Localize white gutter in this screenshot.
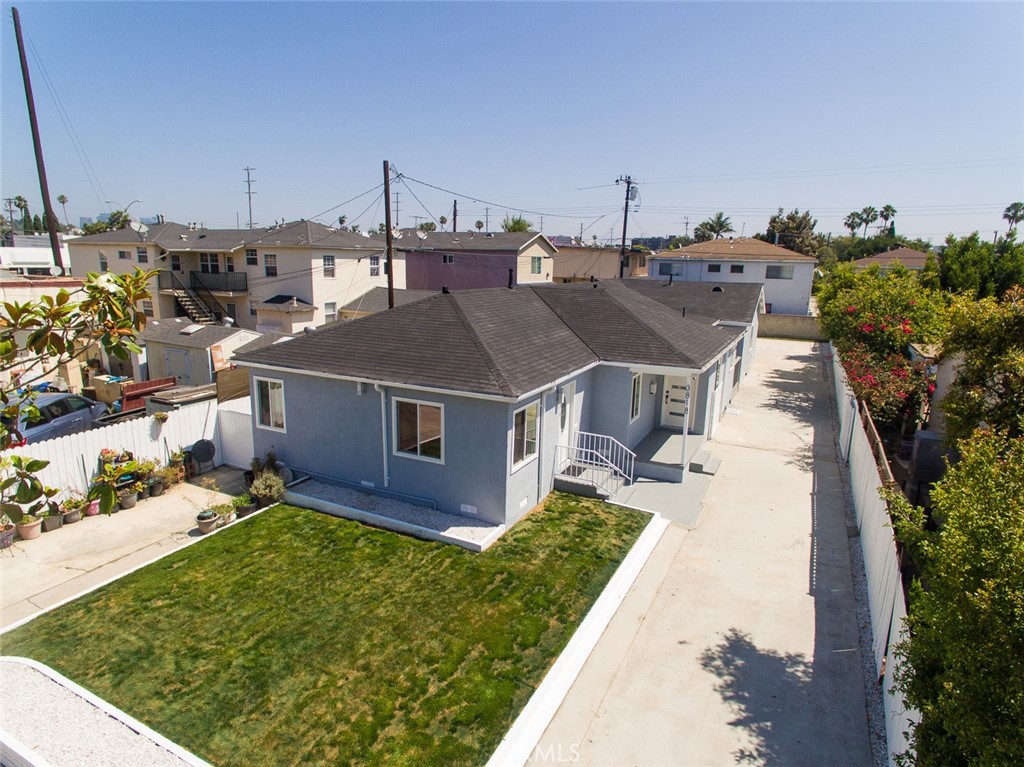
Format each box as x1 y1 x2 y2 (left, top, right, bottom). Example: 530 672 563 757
374 384 390 488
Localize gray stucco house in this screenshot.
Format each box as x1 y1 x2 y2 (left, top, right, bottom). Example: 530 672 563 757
234 280 755 529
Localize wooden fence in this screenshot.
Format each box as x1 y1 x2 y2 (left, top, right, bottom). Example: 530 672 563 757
829 345 919 767
10 400 221 499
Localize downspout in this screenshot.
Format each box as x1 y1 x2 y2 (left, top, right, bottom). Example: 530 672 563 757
374 384 390 488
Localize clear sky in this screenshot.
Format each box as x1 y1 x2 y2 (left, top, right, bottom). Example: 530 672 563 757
3 1 1022 244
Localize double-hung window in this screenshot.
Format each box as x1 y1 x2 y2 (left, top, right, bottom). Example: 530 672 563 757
324 302 337 323
264 253 278 277
369 255 380 277
511 402 539 469
118 249 131 261
442 254 454 265
322 254 335 278
142 299 154 317
98 252 108 271
136 246 149 263
395 399 443 462
630 373 642 422
255 377 286 432
245 248 258 265
225 255 235 272
531 256 542 274
199 252 219 273
170 254 181 272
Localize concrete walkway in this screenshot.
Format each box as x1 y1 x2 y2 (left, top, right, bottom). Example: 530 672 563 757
533 339 872 766
0 467 245 630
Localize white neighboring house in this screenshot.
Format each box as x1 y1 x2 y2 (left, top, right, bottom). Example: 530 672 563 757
646 237 816 315
66 220 404 332
0 233 74 275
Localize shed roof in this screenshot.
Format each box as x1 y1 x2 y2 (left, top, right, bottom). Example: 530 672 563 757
139 318 243 349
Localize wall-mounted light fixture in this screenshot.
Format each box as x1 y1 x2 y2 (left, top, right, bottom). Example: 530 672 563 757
649 381 657 395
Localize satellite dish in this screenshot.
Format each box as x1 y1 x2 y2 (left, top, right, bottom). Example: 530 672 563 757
129 221 149 234
361 230 371 238
49 265 64 277
392 229 403 239
416 231 427 240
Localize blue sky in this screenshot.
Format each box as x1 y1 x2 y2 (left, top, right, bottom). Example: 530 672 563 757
3 1 1022 243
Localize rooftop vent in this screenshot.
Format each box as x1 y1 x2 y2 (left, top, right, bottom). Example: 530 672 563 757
712 286 724 293
180 324 205 335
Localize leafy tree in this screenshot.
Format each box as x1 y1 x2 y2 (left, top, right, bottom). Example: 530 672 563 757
32 214 43 233
887 429 1024 767
1003 201 1024 235
860 206 879 237
417 221 437 232
939 233 996 299
879 204 897 234
57 195 69 229
668 234 694 249
81 210 131 235
754 207 823 257
475 220 484 233
501 215 531 233
1 269 154 511
940 286 1024 442
920 252 941 291
844 212 862 237
697 211 734 240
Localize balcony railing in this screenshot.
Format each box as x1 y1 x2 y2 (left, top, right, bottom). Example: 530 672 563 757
189 271 247 292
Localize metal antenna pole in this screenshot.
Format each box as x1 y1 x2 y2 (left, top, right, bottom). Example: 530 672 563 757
244 167 256 229
384 160 395 310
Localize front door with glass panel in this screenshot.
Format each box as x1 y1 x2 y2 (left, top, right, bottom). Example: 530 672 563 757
661 376 690 431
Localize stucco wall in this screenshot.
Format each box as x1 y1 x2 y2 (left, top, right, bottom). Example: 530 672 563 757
405 251 518 291
757 313 826 340
587 366 660 451
648 257 813 315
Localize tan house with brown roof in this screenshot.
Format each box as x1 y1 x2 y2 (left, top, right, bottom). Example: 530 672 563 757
854 247 931 271
550 246 648 283
647 237 816 315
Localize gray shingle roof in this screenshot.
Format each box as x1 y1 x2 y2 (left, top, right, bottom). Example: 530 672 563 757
237 281 737 398
139 318 243 349
657 237 815 262
233 331 295 356
618 279 764 324
339 287 438 314
70 220 381 252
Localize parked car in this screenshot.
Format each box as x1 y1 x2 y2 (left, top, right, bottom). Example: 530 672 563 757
3 393 109 446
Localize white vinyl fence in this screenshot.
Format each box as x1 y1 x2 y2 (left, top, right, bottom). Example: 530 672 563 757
217 397 254 469
830 345 920 767
9 401 222 499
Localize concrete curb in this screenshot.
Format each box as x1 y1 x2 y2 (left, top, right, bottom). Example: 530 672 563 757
0 504 277 636
0 657 211 766
486 511 671 767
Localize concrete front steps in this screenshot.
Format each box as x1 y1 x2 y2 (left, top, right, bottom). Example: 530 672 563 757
689 449 721 476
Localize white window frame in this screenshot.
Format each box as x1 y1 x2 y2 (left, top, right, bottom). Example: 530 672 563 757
170 254 181 272
118 249 131 261
369 255 380 277
254 377 286 433
141 299 154 317
225 255 235 273
629 373 643 422
530 255 542 274
264 253 278 277
511 401 539 472
765 264 794 280
98 253 108 271
136 246 149 263
199 252 219 274
393 397 444 464
322 254 335 278
245 248 258 265
324 301 337 323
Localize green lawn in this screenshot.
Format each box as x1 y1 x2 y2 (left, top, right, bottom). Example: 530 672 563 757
1 493 649 766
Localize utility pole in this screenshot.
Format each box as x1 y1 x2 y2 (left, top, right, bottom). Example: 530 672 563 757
485 207 490 233
243 166 256 229
391 190 400 229
616 174 635 278
383 160 395 309
13 7 63 270
452 199 457 232
684 217 690 238
3 198 15 230
539 215 544 233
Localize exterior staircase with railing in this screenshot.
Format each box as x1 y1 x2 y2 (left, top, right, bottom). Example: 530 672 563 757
553 431 635 500
157 271 218 324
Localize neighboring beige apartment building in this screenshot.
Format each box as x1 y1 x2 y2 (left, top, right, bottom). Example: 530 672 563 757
67 220 404 332
550 245 648 283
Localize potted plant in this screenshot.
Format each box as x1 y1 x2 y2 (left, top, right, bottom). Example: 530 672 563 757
61 494 86 525
195 508 219 535
40 504 64 532
232 492 257 518
169 449 186 483
118 480 145 509
249 470 285 508
215 502 236 527
2 456 59 540
89 459 137 514
148 473 165 497
156 466 179 488
153 410 169 424
245 451 280 489
0 514 16 549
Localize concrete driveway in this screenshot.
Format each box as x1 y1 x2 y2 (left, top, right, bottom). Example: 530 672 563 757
533 339 872 766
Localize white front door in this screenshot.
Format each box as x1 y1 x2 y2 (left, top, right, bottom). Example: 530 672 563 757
661 376 691 430
558 382 575 446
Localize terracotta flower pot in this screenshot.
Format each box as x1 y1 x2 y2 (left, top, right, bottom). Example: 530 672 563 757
15 517 42 540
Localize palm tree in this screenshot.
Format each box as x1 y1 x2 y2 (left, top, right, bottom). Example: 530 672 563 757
700 211 735 239
1003 202 1024 234
501 215 532 233
475 220 484 233
843 212 862 237
879 204 896 235
13 195 30 234
860 206 879 238
438 215 448 231
57 195 70 230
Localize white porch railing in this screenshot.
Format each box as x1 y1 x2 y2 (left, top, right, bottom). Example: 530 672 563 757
575 431 635 484
554 446 623 498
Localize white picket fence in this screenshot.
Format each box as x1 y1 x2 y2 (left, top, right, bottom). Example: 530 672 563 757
9 401 222 499
829 345 920 767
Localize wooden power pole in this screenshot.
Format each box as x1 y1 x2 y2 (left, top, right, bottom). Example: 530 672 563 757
617 175 635 278
12 7 64 271
383 160 395 309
